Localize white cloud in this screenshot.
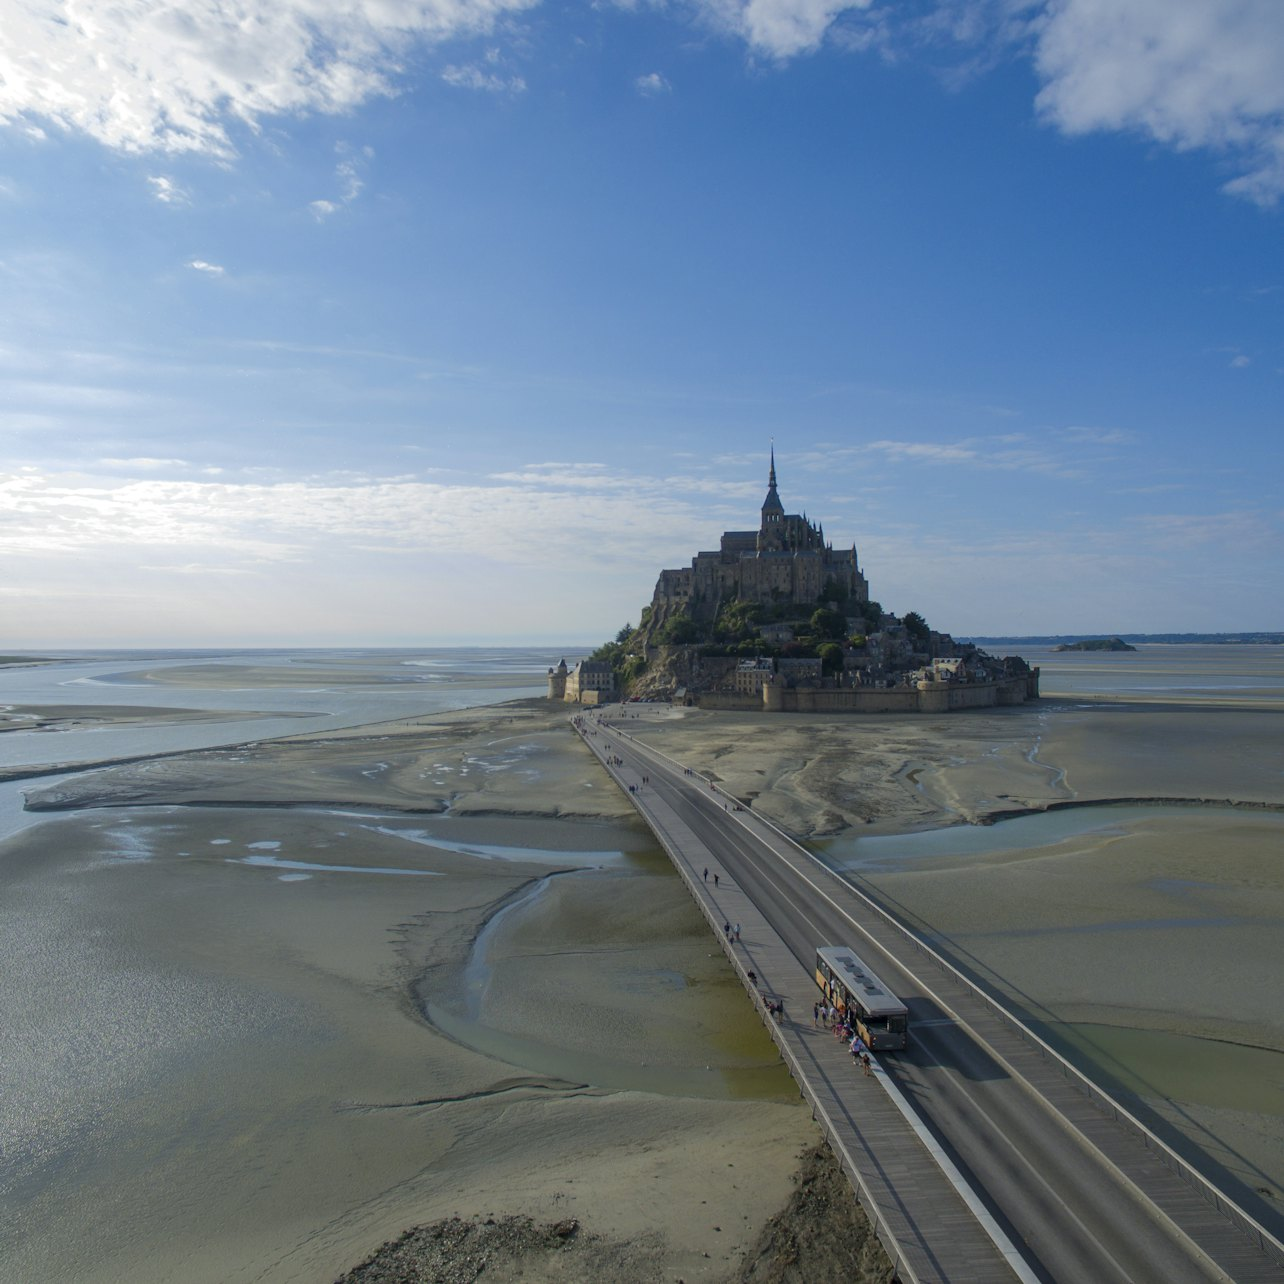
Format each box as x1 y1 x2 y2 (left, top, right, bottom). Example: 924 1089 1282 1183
308 145 372 217
635 72 672 95
867 439 978 465
441 63 527 92
98 457 190 471
0 467 718 571
1230 353 1252 368
1030 0 1284 203
147 175 188 205
187 259 225 275
861 433 1095 479
138 562 257 576
694 0 877 57
0 0 538 157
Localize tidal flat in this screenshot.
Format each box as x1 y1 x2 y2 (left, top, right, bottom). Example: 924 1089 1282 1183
0 692 814 1284
4 645 1282 1279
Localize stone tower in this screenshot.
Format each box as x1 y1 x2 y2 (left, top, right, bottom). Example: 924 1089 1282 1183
547 657 568 700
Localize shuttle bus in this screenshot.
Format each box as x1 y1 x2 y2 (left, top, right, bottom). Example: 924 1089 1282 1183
814 945 909 1051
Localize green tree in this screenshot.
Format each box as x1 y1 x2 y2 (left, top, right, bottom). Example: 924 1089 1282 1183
903 613 934 652
615 623 634 644
903 611 931 646
818 642 845 676
810 607 847 640
715 599 762 643
658 614 700 645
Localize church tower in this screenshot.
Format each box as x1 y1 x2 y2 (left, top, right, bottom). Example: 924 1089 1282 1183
759 445 786 553
761 445 784 528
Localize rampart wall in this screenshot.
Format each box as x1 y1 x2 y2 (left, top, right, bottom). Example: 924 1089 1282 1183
738 672 1038 715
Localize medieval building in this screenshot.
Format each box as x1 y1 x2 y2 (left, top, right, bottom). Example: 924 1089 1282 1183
651 450 868 621
547 657 615 704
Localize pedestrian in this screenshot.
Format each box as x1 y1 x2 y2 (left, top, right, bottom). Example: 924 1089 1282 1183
861 1053 873 1077
734 923 740 942
723 922 731 940
813 1003 820 1027
713 873 719 887
702 867 708 882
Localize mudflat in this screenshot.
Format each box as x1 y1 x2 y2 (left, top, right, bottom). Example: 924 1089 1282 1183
6 673 1281 1280
2 698 839 1284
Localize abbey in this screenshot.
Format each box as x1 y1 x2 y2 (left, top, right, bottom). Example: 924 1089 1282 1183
652 450 868 620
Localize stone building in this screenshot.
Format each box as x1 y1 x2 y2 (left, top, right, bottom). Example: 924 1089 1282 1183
651 450 868 622
732 658 776 695
547 658 615 704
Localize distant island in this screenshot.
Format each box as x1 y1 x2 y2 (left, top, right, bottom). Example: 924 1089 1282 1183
550 452 1038 713
1053 638 1137 653
966 632 1284 647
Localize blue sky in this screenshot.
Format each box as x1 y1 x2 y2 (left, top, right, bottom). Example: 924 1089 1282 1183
1 0 1281 646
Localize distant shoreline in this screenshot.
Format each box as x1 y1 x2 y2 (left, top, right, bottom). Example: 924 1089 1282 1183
967 633 1284 647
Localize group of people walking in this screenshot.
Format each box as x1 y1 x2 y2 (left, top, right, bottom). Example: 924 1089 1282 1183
814 1002 875 1076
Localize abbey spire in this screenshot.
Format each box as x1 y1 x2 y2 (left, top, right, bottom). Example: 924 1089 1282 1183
761 444 784 523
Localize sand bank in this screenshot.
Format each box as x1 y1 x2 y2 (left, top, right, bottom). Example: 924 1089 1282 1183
136 661 543 691
0 702 293 736
20 699 636 823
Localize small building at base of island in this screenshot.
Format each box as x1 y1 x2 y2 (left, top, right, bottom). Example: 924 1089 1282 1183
547 657 615 704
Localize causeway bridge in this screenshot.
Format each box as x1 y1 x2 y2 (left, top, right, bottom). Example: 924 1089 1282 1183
578 711 1284 1284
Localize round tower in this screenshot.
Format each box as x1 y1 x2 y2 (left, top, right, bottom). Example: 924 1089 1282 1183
547 657 568 700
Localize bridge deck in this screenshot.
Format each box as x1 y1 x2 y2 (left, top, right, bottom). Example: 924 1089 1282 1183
580 719 1025 1284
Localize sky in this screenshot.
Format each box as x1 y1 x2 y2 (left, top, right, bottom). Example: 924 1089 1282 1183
1 0 1282 647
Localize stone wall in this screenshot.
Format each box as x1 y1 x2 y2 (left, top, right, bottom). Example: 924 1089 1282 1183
761 672 1038 715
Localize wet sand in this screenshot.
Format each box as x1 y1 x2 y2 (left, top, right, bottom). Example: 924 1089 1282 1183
7 677 1281 1277
19 698 637 822
1 700 817 1284
0 703 290 735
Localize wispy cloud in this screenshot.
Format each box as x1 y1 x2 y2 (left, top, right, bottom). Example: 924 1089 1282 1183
309 143 373 216
147 175 188 205
1137 508 1281 550
700 0 878 58
635 72 671 95
98 457 190 471
187 259 225 275
0 0 538 157
0 467 721 570
138 562 257 576
441 64 527 93
867 439 978 465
